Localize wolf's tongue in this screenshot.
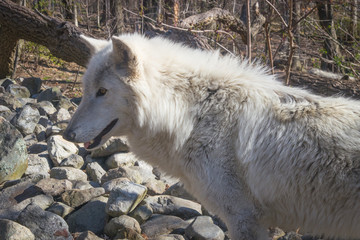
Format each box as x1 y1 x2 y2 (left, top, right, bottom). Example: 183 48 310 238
84 142 91 149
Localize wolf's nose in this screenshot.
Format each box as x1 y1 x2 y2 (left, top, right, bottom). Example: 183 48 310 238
64 130 76 142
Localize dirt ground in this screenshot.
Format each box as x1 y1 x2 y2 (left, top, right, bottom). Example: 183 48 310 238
12 55 360 102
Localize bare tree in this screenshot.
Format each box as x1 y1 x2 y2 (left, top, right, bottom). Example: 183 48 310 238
317 0 342 72
246 0 251 60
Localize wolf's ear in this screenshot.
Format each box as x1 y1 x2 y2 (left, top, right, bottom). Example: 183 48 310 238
80 35 109 55
111 36 138 76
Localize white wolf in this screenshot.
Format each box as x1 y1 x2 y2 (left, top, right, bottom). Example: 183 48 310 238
64 34 360 240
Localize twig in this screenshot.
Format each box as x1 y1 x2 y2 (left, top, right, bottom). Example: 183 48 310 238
71 65 81 91
264 0 288 28
293 5 317 28
19 63 35 78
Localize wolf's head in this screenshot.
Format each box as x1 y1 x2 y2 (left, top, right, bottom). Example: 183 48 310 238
63 35 139 150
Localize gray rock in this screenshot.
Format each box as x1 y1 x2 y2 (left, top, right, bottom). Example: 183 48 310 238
37 87 62 103
129 203 153 224
25 153 52 177
73 180 101 190
18 97 36 106
6 84 31 98
144 178 166 195
91 137 129 158
155 235 186 240
36 101 57 116
135 160 157 183
21 77 42 96
0 92 22 110
27 142 48 154
102 177 131 194
164 182 195 201
17 204 72 240
12 104 41 135
34 124 47 141
0 116 28 184
60 154 84 168
185 216 225 240
141 214 190 238
2 174 45 189
48 135 78 166
66 196 108 235
0 219 35 240
61 187 105 208
36 178 73 196
0 104 13 121
101 166 142 185
51 108 71 130
47 202 75 218
113 228 145 240
0 78 15 89
0 178 34 211
23 133 38 146
106 179 147 217
56 96 76 111
104 215 141 238
46 125 63 137
0 193 53 221
105 152 137 169
50 167 87 181
73 231 104 240
38 115 52 128
145 195 202 220
86 162 106 183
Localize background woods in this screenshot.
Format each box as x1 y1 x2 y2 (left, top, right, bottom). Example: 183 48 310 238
0 0 359 96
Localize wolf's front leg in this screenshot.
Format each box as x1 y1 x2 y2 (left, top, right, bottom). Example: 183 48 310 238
186 168 268 240
223 207 268 240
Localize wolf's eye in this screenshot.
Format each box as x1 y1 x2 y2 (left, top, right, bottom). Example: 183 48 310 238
96 88 107 97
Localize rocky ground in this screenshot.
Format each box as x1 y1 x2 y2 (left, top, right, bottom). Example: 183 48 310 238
0 76 324 240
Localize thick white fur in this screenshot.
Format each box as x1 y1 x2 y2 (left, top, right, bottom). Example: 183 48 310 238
66 34 360 240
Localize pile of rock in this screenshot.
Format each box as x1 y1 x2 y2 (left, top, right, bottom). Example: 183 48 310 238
0 77 315 240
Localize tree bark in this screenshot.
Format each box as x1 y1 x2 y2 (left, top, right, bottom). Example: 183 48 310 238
292 0 301 71
317 0 342 72
110 0 125 35
0 0 92 77
351 0 358 38
0 26 18 78
246 0 251 60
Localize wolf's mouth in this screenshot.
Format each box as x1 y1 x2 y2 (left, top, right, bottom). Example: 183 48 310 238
84 118 118 149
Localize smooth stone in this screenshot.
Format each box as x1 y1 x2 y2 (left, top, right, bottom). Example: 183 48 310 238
17 204 72 240
66 196 108 235
50 167 87 181
0 219 35 240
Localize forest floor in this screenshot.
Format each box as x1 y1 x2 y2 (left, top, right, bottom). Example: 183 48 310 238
12 53 360 101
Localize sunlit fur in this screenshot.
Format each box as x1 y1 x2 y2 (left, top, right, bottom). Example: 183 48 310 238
66 34 360 240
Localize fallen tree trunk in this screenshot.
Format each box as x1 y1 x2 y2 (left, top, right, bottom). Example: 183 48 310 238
0 0 91 78
179 7 265 45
